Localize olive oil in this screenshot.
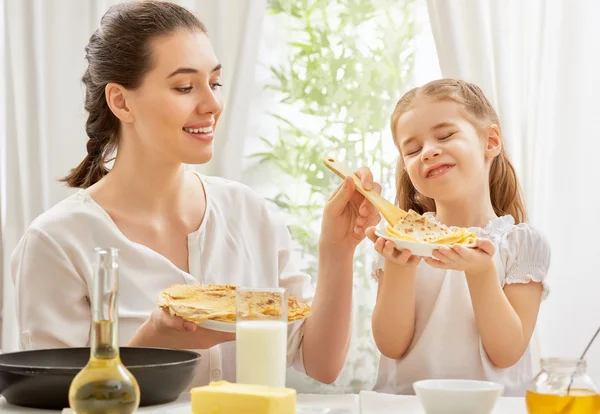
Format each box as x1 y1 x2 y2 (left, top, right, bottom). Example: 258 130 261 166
68 248 140 414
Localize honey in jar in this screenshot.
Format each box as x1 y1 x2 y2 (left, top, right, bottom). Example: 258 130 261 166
526 358 599 414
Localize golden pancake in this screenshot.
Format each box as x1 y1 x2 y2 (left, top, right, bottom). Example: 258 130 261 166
385 209 476 245
157 284 312 324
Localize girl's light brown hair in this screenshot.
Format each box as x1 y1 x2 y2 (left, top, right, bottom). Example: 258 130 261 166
390 78 527 223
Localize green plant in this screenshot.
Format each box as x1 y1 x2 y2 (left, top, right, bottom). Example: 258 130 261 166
249 0 418 392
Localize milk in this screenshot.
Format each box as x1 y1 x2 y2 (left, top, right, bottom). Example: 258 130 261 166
236 320 287 387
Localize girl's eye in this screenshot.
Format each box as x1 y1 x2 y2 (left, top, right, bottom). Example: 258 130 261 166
210 82 223 91
176 86 193 93
405 147 421 156
439 132 454 141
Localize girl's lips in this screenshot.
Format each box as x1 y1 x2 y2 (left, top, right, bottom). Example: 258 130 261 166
425 164 454 178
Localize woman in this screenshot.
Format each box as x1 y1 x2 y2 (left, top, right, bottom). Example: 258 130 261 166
11 1 381 386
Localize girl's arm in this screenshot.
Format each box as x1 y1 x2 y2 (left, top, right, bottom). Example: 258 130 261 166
372 260 419 359
465 266 543 368
367 227 421 359
425 226 550 369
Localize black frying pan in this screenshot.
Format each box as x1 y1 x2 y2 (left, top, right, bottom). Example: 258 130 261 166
0 347 200 409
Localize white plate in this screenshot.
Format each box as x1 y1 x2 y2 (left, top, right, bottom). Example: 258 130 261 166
198 319 302 333
374 230 476 258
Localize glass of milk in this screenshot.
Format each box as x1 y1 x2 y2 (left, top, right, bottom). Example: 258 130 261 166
236 287 288 388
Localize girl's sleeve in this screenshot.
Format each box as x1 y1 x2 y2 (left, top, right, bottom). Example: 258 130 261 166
500 223 551 300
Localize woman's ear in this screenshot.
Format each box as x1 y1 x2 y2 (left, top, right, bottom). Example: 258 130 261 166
485 124 502 159
105 83 134 123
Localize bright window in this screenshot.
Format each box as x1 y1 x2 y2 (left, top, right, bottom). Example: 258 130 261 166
242 0 441 392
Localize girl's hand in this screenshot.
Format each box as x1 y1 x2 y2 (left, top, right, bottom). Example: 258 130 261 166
366 226 422 267
424 238 495 274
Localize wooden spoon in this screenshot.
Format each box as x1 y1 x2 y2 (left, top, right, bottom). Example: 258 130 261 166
323 157 406 226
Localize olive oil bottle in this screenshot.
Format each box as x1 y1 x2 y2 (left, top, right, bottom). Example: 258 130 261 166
68 247 140 414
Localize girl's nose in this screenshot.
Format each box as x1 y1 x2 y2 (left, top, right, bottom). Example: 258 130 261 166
421 144 441 162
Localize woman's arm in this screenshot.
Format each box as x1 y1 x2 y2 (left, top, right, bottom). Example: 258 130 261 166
127 309 235 349
13 227 234 351
300 242 354 384
299 170 381 384
11 227 91 349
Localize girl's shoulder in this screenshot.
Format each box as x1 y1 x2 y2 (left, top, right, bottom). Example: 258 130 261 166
422 212 550 253
424 213 552 298
472 215 551 262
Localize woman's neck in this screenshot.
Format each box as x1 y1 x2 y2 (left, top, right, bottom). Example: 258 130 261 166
88 137 201 218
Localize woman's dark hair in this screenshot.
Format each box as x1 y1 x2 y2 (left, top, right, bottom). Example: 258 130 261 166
61 0 207 188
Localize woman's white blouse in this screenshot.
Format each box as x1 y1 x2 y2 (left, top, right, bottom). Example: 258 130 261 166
11 174 314 386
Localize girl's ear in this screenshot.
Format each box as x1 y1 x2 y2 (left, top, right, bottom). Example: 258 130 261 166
485 124 502 159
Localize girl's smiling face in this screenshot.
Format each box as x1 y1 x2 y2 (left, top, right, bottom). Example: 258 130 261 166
395 98 500 203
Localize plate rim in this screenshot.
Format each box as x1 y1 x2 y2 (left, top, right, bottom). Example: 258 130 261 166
198 318 304 333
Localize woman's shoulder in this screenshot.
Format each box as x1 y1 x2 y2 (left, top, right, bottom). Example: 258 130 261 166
202 175 273 216
21 190 110 244
201 174 287 237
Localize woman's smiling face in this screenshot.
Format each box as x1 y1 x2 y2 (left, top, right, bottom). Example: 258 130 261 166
123 29 224 165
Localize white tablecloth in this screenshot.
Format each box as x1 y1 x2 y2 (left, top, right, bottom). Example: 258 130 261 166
0 391 528 413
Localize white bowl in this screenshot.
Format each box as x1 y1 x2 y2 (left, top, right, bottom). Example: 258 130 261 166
413 379 504 414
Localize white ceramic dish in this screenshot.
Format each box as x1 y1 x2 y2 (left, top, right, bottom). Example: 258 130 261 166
199 319 301 333
374 230 476 258
413 379 504 414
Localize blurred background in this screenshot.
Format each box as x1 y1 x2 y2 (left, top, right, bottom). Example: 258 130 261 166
1 0 599 393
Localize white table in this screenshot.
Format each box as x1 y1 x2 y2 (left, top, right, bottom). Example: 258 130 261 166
0 392 528 413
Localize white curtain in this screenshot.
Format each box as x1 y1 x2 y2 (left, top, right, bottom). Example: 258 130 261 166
0 0 266 352
426 0 600 381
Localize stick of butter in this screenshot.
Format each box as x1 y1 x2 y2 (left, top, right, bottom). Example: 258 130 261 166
191 381 296 414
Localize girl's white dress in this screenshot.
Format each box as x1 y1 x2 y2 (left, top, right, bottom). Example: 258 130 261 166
371 213 551 396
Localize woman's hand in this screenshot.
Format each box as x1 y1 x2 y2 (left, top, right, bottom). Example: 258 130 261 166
320 168 382 251
127 308 235 349
365 226 422 267
424 238 495 274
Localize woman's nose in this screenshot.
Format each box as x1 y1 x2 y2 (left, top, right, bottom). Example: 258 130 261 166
196 87 222 115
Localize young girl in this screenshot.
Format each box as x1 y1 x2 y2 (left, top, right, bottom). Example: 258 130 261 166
366 79 551 396
11 1 381 386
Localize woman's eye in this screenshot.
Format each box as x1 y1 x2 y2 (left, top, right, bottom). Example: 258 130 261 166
210 82 223 91
176 86 193 93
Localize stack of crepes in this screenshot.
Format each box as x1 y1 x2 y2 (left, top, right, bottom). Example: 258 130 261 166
157 284 312 324
385 209 476 245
